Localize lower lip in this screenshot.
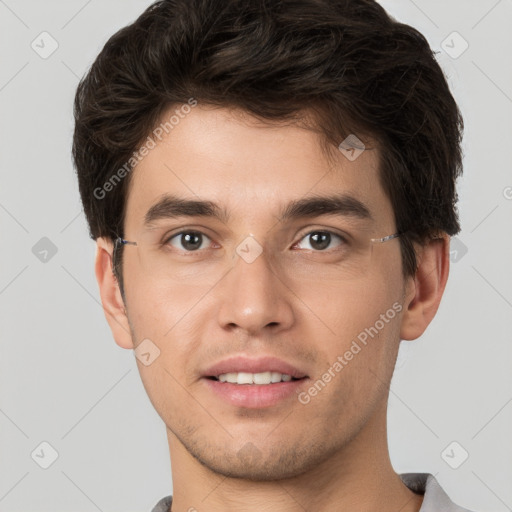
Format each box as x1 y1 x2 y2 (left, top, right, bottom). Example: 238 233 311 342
202 378 308 408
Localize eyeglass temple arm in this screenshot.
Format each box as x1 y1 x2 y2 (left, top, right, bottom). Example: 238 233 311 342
370 232 400 243
115 237 137 246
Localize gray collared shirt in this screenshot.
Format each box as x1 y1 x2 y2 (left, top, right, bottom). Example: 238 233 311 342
151 472 476 511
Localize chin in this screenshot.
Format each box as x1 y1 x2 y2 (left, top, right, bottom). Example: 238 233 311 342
188 439 332 482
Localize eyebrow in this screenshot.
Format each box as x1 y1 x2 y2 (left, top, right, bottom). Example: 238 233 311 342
145 195 230 225
278 194 373 222
144 193 373 226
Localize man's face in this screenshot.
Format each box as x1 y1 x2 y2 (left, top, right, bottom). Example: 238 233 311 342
120 105 407 480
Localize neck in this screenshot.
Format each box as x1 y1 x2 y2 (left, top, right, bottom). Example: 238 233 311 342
166 400 423 512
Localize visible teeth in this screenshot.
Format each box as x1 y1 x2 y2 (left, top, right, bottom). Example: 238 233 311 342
216 371 295 384
254 371 272 384
271 371 282 383
237 372 253 384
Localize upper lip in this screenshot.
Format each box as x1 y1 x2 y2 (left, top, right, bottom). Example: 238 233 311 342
202 356 309 379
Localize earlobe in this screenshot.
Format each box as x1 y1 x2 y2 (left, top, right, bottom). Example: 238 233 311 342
95 237 133 349
399 233 450 341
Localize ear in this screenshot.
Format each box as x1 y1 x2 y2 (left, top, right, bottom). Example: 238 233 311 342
95 237 133 349
400 233 450 341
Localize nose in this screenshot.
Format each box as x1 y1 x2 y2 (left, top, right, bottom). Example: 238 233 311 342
216 245 295 336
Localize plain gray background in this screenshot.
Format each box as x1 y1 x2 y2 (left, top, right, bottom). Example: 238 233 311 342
1 0 511 511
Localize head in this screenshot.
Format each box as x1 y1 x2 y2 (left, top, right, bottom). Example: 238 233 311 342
73 0 463 481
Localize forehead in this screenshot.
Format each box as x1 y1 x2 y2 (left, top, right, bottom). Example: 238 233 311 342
124 105 394 230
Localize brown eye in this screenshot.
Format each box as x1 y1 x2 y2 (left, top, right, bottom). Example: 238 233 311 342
295 231 345 251
167 231 210 251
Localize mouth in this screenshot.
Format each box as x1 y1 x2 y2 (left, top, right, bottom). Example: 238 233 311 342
201 356 310 408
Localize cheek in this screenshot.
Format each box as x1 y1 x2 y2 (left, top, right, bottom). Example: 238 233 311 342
123 260 207 339
296 274 402 379
295 274 396 334
123 269 209 385
123 276 205 419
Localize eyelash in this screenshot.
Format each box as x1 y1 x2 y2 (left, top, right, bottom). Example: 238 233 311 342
162 229 348 253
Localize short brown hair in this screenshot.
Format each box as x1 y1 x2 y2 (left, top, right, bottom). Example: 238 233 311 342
72 0 464 280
